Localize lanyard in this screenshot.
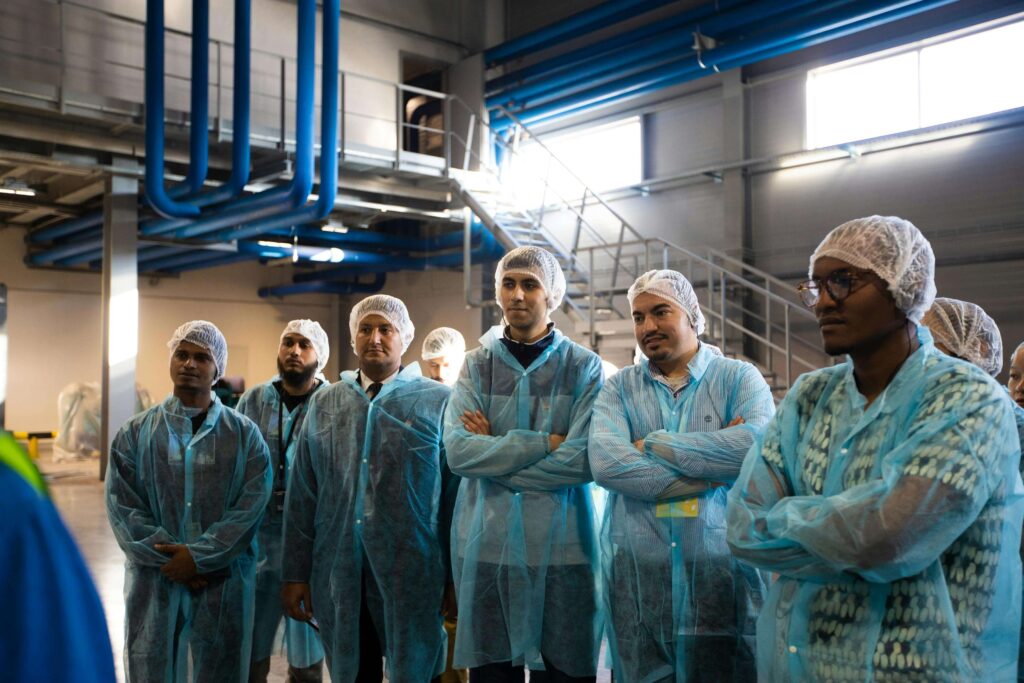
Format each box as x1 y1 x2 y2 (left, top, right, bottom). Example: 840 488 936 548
274 381 317 491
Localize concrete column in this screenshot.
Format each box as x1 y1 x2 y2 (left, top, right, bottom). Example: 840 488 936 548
99 167 138 481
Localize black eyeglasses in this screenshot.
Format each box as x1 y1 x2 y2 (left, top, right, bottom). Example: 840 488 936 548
796 270 873 308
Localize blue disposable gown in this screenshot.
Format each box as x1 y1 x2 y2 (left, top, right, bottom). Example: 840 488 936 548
443 327 604 676
727 327 1024 682
236 379 328 668
106 395 272 683
590 345 775 682
0 452 116 683
282 364 454 682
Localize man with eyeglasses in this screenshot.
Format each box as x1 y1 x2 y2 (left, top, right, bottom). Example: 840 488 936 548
727 216 1024 681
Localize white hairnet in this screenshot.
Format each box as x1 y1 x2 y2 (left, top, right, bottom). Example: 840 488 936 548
810 215 936 323
421 327 466 361
495 246 567 313
922 298 1003 376
167 320 228 382
1015 341 1024 362
348 294 415 355
281 319 330 373
627 269 706 335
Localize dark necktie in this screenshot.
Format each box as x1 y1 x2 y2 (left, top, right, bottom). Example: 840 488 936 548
366 382 383 401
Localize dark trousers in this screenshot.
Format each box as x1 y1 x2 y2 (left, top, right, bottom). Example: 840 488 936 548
469 655 596 683
356 569 443 683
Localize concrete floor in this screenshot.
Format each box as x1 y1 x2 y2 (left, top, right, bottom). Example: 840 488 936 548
43 446 611 683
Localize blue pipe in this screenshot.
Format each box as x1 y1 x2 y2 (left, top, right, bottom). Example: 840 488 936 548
152 0 331 243
289 225 503 283
259 273 387 298
264 225 480 252
184 0 210 195
491 0 959 131
145 0 202 217
31 0 252 246
485 0 751 97
34 0 315 266
174 0 339 245
484 0 682 67
158 0 320 239
172 251 258 272
486 0 825 109
143 247 243 272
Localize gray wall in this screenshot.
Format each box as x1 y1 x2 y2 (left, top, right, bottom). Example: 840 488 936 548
500 1 1024 378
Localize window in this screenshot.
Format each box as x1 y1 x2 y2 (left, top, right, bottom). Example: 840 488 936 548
806 18 1024 149
506 117 642 207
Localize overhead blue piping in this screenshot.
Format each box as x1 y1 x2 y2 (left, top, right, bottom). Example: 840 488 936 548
484 0 683 67
486 0 825 109
150 0 332 243
259 273 387 298
30 0 252 246
491 0 960 131
145 0 204 217
31 0 314 266
485 0 750 97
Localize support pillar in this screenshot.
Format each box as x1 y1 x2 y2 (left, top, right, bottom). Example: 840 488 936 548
100 165 139 480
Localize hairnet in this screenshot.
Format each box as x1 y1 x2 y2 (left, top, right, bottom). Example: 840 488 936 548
348 294 415 354
810 215 935 322
281 319 330 373
495 246 567 313
167 320 228 382
1015 341 1024 362
627 269 706 335
922 297 1003 376
421 327 466 361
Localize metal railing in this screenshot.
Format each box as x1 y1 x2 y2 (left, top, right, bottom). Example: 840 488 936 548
0 0 831 392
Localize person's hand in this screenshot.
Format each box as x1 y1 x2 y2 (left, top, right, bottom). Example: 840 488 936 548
461 410 491 436
155 544 198 583
548 434 566 452
441 581 459 619
728 416 745 427
186 577 209 592
282 582 314 622
633 438 645 453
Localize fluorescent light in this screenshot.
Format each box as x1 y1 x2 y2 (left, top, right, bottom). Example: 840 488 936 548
257 240 292 249
321 223 349 234
309 247 345 263
0 187 36 197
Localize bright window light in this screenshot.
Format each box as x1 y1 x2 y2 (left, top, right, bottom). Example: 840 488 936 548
507 117 642 207
919 21 1024 126
806 18 1024 149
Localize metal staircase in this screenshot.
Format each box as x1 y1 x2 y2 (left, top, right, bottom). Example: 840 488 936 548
0 0 830 395
447 103 831 394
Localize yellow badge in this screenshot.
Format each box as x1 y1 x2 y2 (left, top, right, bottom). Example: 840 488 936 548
655 499 699 518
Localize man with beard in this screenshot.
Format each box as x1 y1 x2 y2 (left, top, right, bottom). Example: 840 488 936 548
727 217 1024 681
106 320 272 682
444 246 604 682
237 320 330 682
589 269 774 682
282 295 455 681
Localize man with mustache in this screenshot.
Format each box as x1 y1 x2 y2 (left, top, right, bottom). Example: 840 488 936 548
282 295 456 682
444 246 605 682
589 269 774 682
237 320 330 682
727 216 1024 681
106 320 272 682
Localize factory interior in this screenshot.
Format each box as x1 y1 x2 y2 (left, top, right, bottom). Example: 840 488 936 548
1 0 1023 681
